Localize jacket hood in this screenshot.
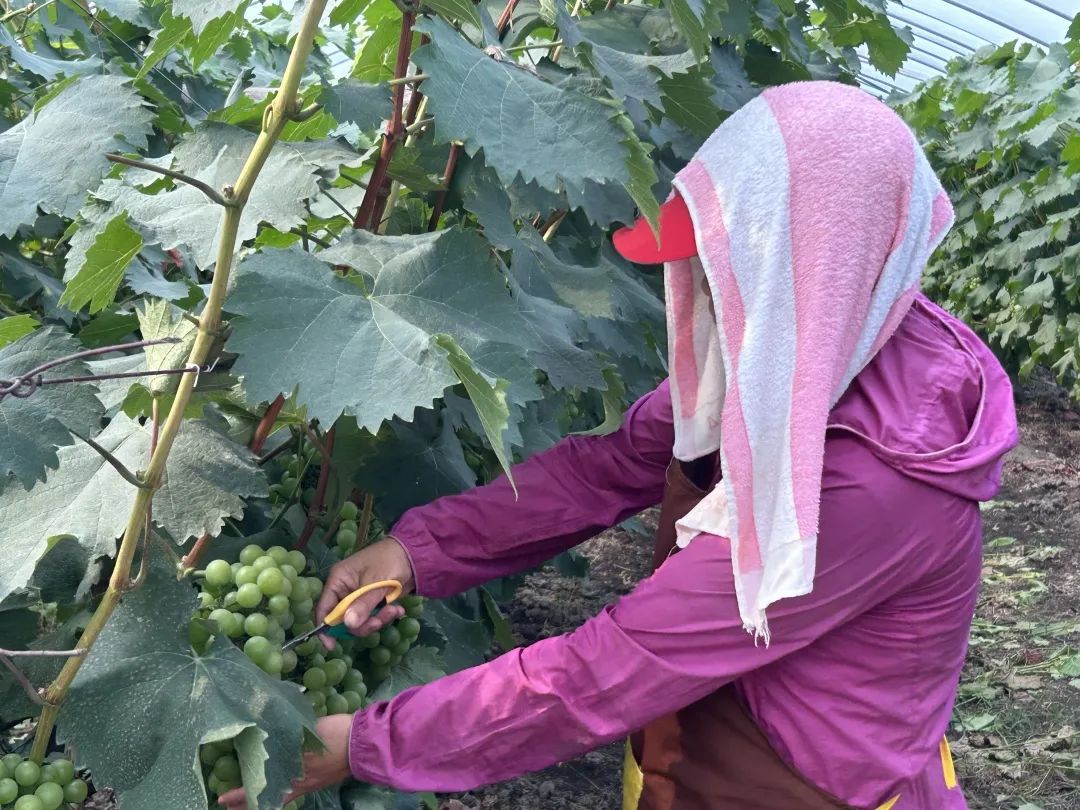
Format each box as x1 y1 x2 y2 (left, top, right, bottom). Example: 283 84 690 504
831 294 1020 502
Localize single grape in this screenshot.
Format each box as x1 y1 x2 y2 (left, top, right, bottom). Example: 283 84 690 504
14 760 40 787
49 759 74 787
391 638 411 657
236 583 262 609
268 483 286 500
405 601 424 619
342 668 365 692
287 457 303 477
295 638 319 657
234 565 258 586
13 795 44 810
337 519 358 535
290 598 314 618
280 474 298 492
206 773 225 795
198 591 215 609
325 645 345 660
0 778 18 805
313 704 328 718
213 756 240 783
279 564 299 582
227 612 246 639
267 594 291 617
307 691 325 710
223 590 238 608
323 658 348 687
1 754 21 774
335 528 357 548
36 783 65 810
267 546 290 566
38 764 59 785
239 544 263 566
243 613 270 637
302 487 317 507
359 631 381 649
399 617 421 639
293 620 316 637
389 652 403 665
380 626 401 648
326 692 349 715
306 577 323 598
288 579 308 605
339 501 359 521
252 555 277 573
303 667 327 690
287 550 307 571
369 647 391 666
268 625 287 646
199 745 220 767
204 559 233 588
64 779 89 803
277 612 295 631
263 650 284 675
343 690 364 712
257 568 285 597
281 649 298 674
243 636 273 666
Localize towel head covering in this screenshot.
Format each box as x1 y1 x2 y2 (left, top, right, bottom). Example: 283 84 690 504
615 81 955 642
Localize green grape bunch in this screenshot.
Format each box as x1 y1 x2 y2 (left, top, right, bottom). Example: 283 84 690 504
198 739 301 810
0 753 88 810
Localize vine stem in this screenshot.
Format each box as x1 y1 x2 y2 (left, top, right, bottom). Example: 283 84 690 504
352 9 415 230
29 0 330 763
0 655 43 706
250 394 287 455
295 427 336 550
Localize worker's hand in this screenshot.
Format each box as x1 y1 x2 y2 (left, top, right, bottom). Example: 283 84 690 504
316 536 415 648
217 714 352 809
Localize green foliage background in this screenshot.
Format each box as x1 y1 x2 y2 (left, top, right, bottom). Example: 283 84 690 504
897 20 1080 400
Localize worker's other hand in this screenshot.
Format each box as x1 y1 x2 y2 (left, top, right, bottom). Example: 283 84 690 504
217 714 352 809
316 536 415 648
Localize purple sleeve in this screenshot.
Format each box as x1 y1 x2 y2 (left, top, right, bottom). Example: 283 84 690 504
347 437 934 791
390 381 675 598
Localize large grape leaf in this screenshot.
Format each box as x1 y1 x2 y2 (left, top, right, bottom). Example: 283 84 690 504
0 415 267 601
557 5 699 107
228 232 599 430
59 215 144 314
370 645 448 701
0 328 104 491
320 79 393 133
0 75 153 237
172 0 246 36
61 556 316 810
412 17 656 219
86 123 320 267
0 28 102 81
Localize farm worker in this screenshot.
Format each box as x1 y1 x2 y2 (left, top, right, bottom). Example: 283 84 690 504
222 81 1020 809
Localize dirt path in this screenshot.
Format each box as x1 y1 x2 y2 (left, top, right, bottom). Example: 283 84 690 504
456 388 1080 810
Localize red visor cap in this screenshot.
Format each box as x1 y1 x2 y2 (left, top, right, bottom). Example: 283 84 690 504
612 191 697 264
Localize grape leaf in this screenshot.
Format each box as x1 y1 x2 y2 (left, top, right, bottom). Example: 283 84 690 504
421 599 491 671
0 611 85 724
666 0 710 58
0 75 153 237
92 123 321 268
0 414 266 601
370 645 447 701
77 312 139 349
0 328 104 492
423 0 482 29
0 314 39 347
0 28 102 81
61 556 316 810
412 17 650 217
435 335 515 490
172 0 246 36
557 5 698 107
228 233 597 430
320 79 393 133
137 299 198 395
59 215 143 314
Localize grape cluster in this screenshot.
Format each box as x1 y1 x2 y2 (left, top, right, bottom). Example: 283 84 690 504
267 447 318 511
0 754 87 810
191 544 322 678
198 739 299 810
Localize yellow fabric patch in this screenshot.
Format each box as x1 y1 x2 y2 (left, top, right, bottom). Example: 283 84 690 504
940 736 958 790
874 796 901 810
622 739 643 810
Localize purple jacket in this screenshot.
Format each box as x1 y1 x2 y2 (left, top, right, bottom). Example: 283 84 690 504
348 296 1019 809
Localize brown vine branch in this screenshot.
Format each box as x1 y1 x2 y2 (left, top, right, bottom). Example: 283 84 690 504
30 0 331 762
291 102 323 122
257 440 292 466
70 430 147 489
387 73 427 86
0 648 87 658
106 154 234 207
352 10 416 230
296 427 336 549
250 394 287 455
357 491 375 547
495 0 520 36
0 655 43 707
427 143 462 231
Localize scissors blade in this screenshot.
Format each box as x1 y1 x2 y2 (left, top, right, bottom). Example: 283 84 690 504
282 621 327 651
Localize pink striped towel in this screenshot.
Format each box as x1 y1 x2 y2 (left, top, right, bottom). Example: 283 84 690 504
666 81 955 642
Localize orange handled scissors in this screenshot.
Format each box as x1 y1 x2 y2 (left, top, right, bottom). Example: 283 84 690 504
282 579 403 651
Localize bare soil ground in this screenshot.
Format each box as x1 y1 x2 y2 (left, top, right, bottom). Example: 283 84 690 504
452 384 1080 810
